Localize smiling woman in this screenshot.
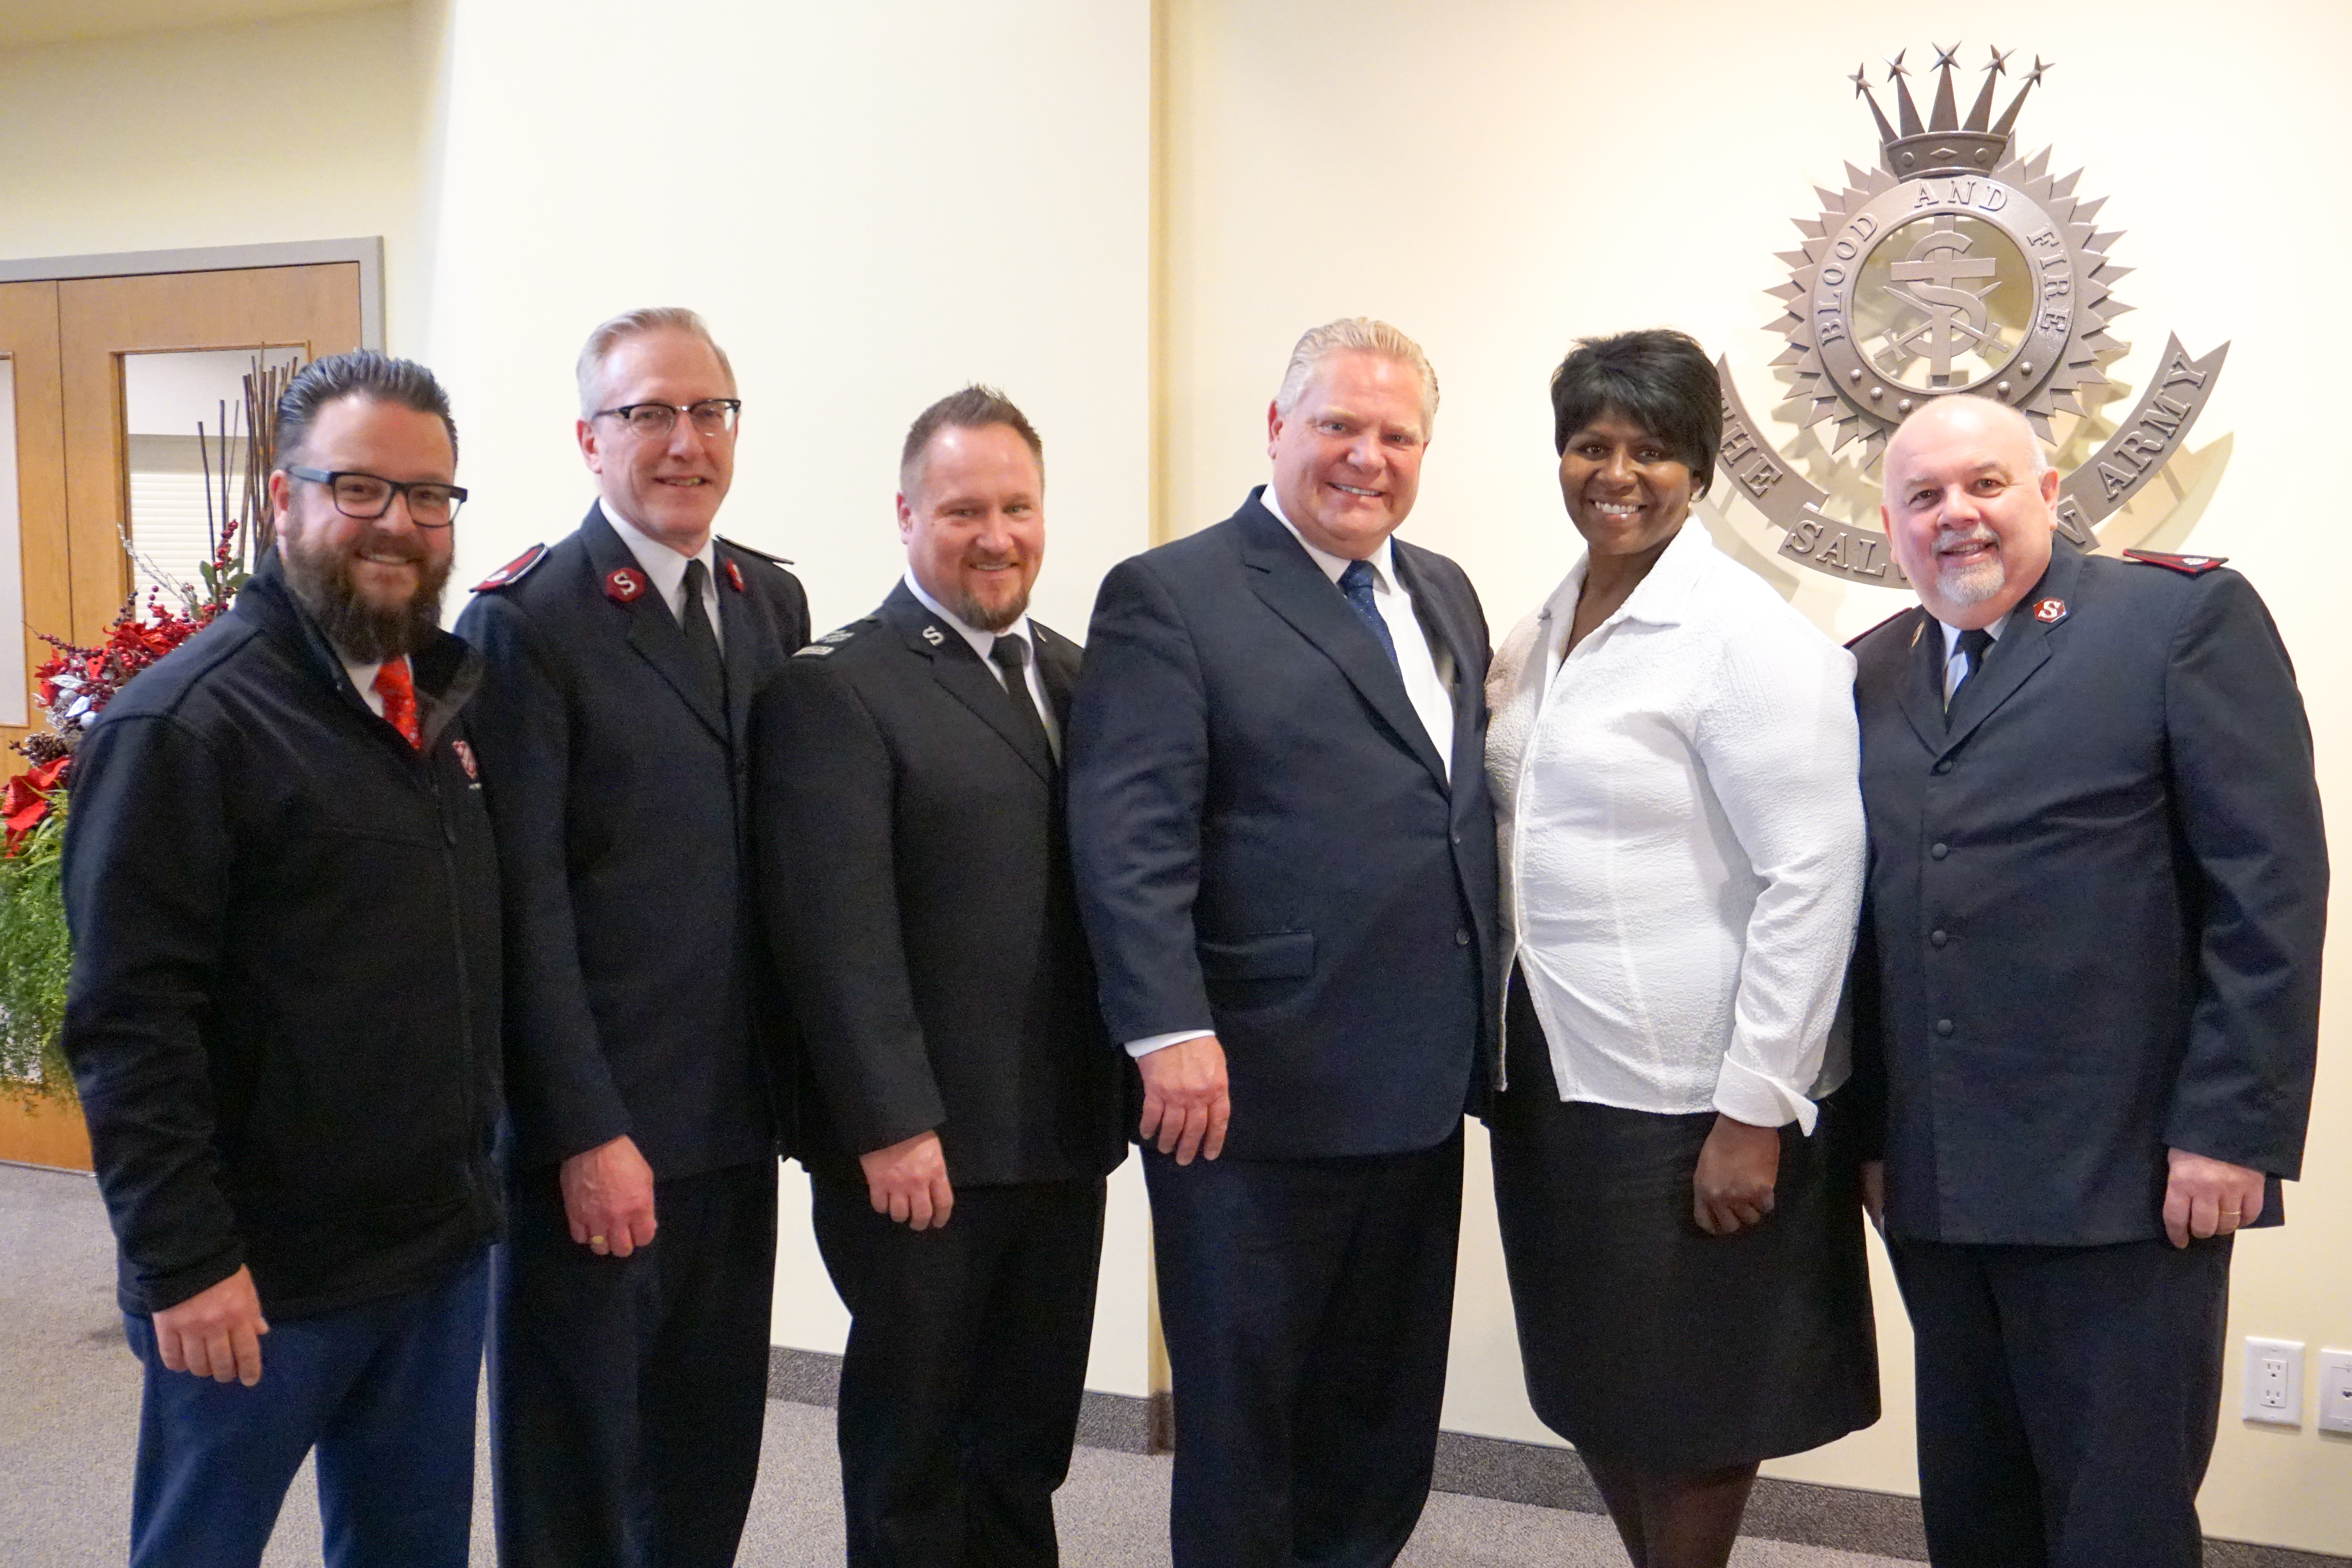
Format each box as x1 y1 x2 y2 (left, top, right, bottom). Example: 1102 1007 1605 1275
1482 329 1878 1568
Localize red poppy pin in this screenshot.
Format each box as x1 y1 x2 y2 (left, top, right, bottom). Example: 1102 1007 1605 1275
724 558 746 593
605 568 646 604
452 739 478 780
2033 597 2067 624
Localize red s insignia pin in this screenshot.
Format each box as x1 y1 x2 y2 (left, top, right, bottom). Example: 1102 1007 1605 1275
2033 597 2067 624
452 739 478 780
604 568 646 604
724 558 745 593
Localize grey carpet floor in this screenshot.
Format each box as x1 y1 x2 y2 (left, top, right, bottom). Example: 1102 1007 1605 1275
2 1161 1912 1568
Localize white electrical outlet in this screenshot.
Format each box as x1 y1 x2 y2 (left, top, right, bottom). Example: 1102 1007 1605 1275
2243 1337 2303 1426
2317 1350 2352 1436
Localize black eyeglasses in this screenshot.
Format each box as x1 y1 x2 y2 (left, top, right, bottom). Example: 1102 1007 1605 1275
286 467 467 528
592 399 743 439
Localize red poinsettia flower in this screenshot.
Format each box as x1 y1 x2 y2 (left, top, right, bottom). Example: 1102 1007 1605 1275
4 755 70 856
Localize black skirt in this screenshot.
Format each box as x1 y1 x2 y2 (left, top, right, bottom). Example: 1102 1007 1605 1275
1488 973 1879 1471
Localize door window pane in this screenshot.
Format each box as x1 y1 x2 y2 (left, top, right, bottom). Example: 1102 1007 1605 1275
122 347 301 609
0 357 26 728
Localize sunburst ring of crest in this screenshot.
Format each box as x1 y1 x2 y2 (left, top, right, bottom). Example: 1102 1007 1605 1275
1770 150 2129 467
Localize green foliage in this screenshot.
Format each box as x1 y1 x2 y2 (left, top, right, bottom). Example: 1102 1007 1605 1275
0 802 73 1104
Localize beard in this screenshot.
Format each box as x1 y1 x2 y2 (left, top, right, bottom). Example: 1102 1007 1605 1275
280 521 451 662
950 565 1032 632
1931 528 2007 607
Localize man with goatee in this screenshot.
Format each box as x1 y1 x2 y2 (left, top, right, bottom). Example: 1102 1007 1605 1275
755 386 1124 1566
63 351 502 1568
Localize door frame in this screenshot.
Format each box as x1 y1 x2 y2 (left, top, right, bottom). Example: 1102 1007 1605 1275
0 238 385 351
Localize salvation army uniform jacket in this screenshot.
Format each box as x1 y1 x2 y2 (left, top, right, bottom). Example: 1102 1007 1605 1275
752 582 1126 1187
1846 541 2326 1246
456 504 810 1178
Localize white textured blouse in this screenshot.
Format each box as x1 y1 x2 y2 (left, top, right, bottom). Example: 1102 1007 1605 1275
1486 520 1864 1132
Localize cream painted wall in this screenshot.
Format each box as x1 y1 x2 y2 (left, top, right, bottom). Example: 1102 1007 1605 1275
1166 0 2352 1553
0 4 433 347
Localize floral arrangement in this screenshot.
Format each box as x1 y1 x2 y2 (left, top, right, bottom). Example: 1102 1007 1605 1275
0 358 293 1100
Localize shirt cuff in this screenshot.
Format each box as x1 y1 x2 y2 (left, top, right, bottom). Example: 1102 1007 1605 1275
1713 1055 1817 1135
1125 1030 1214 1060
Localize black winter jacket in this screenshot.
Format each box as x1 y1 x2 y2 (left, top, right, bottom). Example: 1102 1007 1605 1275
61 553 504 1318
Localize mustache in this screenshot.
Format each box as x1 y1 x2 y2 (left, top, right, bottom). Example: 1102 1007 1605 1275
1932 526 1997 554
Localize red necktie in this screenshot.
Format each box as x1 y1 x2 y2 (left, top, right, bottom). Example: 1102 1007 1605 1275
374 657 422 749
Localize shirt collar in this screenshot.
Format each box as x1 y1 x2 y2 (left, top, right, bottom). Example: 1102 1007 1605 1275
1259 483 1399 590
1535 515 1713 639
902 570 1034 663
603 502 716 598
1937 610 2013 657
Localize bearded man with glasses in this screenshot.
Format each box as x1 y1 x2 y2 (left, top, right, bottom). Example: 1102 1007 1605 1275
456 307 810 1568
63 351 502 1568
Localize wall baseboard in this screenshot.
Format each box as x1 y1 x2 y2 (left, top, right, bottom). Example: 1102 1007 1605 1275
766 1348 2345 1566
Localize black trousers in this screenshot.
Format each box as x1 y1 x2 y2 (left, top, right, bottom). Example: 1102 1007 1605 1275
490 1160 778 1568
811 1174 1107 1568
1887 1233 2233 1568
1145 1130 1463 1568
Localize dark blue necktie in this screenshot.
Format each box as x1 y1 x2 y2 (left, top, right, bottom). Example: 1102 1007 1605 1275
1338 559 1399 670
1945 626 1994 721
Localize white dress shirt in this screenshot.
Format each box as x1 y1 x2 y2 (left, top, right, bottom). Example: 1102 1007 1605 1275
1124 490 1461 1060
1939 612 2010 701
1485 521 1864 1131
341 657 386 717
605 504 724 653
1260 486 1455 780
900 571 1059 758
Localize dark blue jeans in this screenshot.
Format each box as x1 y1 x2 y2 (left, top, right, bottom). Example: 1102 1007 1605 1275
123 1249 488 1568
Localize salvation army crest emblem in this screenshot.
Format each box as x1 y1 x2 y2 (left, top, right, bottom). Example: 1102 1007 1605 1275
1715 47 2230 586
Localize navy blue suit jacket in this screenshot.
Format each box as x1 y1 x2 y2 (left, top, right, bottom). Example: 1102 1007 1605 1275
455 505 810 1178
1849 542 2326 1245
1067 490 1499 1160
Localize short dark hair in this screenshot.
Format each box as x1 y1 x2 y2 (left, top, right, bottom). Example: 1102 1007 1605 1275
274 351 458 469
1549 329 1719 494
898 385 1042 492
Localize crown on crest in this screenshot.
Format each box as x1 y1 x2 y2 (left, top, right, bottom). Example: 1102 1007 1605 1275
1853 45 2048 179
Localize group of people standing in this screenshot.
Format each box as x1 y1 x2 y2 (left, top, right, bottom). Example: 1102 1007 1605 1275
57 306 2324 1568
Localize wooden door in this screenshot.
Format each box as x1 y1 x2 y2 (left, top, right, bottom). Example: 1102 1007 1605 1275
58 263 362 640
0 261 363 1169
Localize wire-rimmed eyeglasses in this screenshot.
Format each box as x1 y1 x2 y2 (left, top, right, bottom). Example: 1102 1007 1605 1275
592 399 743 439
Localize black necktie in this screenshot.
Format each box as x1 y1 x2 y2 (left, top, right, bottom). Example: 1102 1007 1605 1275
1338 559 1400 670
1946 626 1994 720
989 633 1055 767
680 558 725 710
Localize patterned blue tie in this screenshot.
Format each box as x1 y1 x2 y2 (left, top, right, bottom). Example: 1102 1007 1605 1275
1338 558 1399 670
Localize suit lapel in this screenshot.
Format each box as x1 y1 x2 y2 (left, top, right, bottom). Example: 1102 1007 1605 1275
1391 541 1478 789
585 508 726 744
1237 501 1450 790
1942 544 2081 752
882 584 1056 784
714 542 764 747
1894 607 1948 755
1034 622 1080 731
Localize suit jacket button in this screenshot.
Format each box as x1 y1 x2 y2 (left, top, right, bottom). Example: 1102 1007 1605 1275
1455 928 1471 946
1935 1018 1955 1037
1932 759 1953 774
1931 929 1948 947
1930 842 1949 859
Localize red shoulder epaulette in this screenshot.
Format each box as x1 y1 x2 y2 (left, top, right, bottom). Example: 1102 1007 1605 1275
1844 605 1920 651
719 536 793 567
473 543 549 592
2123 549 2228 576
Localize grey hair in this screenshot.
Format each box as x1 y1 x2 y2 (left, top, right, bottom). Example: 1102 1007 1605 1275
576 306 735 418
274 350 457 468
1273 318 1438 435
